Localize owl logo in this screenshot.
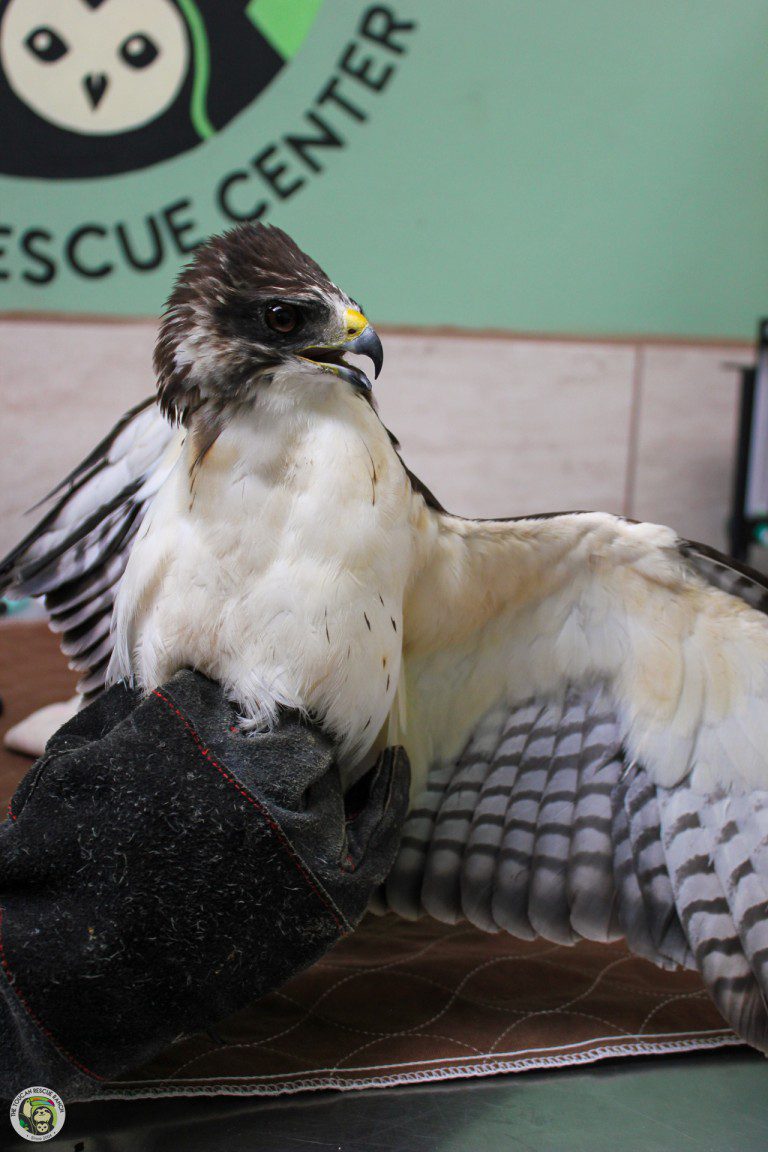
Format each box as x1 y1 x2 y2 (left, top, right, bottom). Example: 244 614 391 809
0 0 323 178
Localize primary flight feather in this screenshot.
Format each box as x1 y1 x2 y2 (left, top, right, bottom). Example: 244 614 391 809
4 224 768 1051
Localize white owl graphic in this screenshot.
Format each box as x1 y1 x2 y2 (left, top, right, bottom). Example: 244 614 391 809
0 0 190 135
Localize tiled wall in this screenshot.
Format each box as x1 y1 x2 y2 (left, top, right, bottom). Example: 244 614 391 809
0 320 752 560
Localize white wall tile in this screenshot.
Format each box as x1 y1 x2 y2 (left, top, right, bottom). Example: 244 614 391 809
0 323 638 558
3 320 747 566
631 346 751 551
1 320 155 556
376 336 635 519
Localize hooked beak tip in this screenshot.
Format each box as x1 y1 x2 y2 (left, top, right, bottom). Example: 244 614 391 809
348 324 384 381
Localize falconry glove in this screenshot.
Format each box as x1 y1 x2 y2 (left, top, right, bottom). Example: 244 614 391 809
0 669 410 1098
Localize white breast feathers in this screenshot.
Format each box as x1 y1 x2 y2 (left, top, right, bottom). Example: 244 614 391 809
108 372 418 764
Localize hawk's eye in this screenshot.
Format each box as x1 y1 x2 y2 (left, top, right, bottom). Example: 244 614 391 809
119 33 159 70
25 26 68 63
265 303 301 334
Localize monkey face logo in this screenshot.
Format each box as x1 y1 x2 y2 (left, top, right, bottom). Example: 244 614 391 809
9 1087 66 1142
0 0 324 178
29 1107 54 1135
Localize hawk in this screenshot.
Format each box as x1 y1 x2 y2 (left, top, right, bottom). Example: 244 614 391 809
4 224 768 1052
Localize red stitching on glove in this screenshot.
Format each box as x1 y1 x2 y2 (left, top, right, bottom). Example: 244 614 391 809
6 802 15 822
0 904 105 1082
152 689 348 933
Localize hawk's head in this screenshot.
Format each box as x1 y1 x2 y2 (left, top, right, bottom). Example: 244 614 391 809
154 224 383 428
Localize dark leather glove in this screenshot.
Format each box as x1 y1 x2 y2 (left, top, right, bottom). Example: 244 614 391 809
0 670 409 1095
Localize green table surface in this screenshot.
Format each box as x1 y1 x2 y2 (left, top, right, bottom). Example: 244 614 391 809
38 1049 768 1152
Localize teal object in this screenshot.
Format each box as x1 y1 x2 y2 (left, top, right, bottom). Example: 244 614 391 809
1 597 32 617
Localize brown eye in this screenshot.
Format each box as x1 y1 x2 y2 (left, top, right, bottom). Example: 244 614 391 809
265 302 300 334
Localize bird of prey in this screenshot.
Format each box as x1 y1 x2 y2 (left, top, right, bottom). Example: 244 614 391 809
4 223 768 1053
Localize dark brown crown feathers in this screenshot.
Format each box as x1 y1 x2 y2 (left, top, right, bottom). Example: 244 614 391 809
154 224 340 427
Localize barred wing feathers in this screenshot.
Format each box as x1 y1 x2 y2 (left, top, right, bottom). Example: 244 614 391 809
0 399 180 698
384 510 768 1051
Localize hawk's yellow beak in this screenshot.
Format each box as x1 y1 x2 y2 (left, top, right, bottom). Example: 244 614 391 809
298 307 383 391
343 308 370 341
340 308 383 381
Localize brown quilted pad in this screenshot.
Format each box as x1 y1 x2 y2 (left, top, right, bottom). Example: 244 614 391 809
0 622 741 1100
102 915 739 1101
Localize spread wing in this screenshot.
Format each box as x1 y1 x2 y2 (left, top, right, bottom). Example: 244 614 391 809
383 509 768 1051
0 398 181 699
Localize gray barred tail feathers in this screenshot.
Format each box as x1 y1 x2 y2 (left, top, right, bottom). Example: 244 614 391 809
659 785 768 1052
622 773 694 967
384 684 629 944
0 398 177 698
564 712 623 944
381 682 768 1051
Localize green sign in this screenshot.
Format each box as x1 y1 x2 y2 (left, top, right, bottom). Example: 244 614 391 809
0 1 417 312
0 2 765 340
